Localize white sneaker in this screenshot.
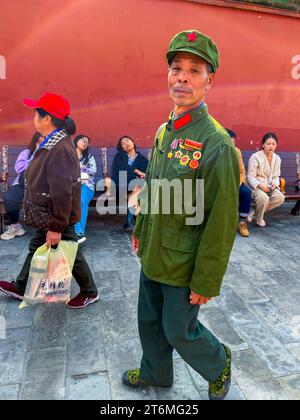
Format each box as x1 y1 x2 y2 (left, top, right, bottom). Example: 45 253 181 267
256 219 266 228
0 225 26 241
77 235 87 244
246 209 256 223
15 226 26 237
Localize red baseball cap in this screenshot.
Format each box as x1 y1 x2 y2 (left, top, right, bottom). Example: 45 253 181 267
23 92 70 120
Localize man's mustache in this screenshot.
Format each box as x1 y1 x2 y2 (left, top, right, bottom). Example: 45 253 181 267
172 86 193 94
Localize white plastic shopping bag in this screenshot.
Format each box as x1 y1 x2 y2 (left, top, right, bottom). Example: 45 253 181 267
20 240 78 307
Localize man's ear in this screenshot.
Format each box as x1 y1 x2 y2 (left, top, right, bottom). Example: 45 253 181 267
206 73 215 91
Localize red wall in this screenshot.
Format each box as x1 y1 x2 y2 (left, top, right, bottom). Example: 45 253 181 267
0 0 299 151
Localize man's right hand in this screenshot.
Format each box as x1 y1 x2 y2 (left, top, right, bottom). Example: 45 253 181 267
131 235 140 255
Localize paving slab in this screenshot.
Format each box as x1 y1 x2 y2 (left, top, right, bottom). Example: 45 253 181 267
66 372 111 400
66 320 107 376
0 384 20 400
276 374 300 400
2 299 35 330
30 304 67 349
0 205 299 400
20 346 66 400
232 350 289 400
198 306 248 351
0 351 27 386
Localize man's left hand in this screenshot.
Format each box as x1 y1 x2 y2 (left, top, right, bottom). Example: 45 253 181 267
46 231 62 247
190 290 212 305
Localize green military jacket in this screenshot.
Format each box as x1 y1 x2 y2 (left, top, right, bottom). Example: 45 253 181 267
133 104 239 297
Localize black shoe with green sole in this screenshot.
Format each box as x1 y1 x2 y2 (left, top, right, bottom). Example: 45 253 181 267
208 345 232 401
122 369 150 388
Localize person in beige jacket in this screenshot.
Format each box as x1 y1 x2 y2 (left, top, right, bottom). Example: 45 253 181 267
247 133 285 227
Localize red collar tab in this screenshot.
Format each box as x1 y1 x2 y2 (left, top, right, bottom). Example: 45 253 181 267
174 113 192 131
187 32 197 42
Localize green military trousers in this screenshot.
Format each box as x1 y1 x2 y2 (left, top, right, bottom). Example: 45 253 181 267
138 270 227 386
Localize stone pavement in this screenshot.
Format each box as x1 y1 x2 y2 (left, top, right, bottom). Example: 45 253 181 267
0 204 299 400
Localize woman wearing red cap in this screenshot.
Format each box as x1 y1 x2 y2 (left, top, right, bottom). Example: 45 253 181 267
0 92 99 309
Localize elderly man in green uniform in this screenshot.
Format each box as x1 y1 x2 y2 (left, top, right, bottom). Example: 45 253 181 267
122 30 239 400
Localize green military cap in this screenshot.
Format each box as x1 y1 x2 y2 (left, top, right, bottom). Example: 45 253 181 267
166 30 219 73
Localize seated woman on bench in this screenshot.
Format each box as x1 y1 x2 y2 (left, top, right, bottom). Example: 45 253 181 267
74 135 97 244
112 135 148 232
1 132 43 241
247 132 285 227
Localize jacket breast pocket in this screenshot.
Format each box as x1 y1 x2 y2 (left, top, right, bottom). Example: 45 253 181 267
160 228 199 280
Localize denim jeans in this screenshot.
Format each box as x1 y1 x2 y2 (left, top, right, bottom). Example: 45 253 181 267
4 184 25 225
75 184 94 235
239 183 252 218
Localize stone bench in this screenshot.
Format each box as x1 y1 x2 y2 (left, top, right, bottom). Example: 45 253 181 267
1 145 299 233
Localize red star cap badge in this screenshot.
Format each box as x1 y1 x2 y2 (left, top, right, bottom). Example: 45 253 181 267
187 32 197 42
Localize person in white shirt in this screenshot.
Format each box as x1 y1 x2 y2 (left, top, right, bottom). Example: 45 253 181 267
73 135 97 244
247 133 285 227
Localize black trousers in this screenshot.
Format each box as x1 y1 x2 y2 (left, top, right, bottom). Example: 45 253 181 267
293 200 300 212
15 225 98 296
4 184 25 225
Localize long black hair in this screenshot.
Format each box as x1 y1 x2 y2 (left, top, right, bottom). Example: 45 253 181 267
117 135 137 152
261 132 278 148
226 129 237 139
36 108 76 135
28 131 42 158
73 134 91 165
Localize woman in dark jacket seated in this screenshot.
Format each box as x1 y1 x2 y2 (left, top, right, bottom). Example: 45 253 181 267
112 135 148 232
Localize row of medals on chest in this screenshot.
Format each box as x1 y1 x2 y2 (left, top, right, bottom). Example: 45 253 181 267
167 138 202 170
